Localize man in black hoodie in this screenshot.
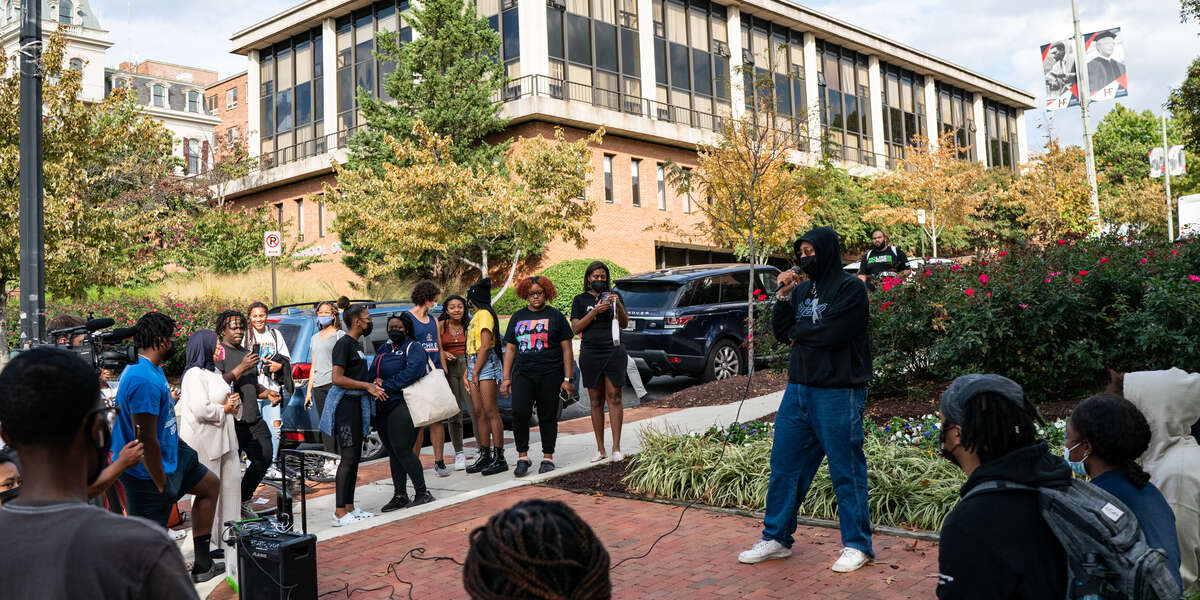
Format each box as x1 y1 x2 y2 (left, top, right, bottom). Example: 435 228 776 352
935 374 1069 599
738 226 874 573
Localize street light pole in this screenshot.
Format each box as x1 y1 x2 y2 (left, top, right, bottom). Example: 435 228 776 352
18 0 46 347
1161 112 1175 242
1069 0 1101 226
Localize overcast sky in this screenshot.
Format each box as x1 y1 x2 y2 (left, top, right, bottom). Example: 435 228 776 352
92 0 1199 155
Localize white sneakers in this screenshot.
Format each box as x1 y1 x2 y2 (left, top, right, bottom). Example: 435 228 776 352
831 547 870 573
738 539 792 564
350 508 374 520
454 452 466 471
738 542 870 573
330 508 376 527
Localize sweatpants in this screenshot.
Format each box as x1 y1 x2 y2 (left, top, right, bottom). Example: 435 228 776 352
511 372 561 456
379 400 427 498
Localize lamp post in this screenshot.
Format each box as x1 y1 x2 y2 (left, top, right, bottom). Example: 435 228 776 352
18 0 46 347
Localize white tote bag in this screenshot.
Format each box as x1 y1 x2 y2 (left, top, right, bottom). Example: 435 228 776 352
403 346 460 428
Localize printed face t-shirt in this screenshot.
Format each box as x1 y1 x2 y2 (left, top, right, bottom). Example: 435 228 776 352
467 310 496 357
503 306 572 377
111 357 177 479
571 291 622 350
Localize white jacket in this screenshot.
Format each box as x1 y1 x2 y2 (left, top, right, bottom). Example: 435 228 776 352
177 367 239 462
1125 368 1200 592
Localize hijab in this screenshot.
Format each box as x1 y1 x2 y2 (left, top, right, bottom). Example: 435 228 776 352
184 329 219 372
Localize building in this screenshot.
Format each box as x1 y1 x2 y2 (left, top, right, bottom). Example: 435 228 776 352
1 0 110 101
104 60 223 175
222 0 1035 285
206 70 249 152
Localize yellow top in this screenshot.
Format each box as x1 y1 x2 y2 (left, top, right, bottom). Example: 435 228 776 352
467 310 495 356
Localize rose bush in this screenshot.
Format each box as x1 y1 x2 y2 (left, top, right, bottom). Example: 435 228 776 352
870 234 1200 402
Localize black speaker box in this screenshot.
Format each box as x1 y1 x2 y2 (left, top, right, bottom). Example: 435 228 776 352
235 522 317 600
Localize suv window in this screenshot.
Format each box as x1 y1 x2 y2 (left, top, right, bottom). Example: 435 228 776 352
757 270 778 295
719 271 750 303
613 282 683 309
272 324 302 355
679 276 724 307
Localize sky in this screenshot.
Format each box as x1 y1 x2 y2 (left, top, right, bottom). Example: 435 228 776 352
92 0 1199 155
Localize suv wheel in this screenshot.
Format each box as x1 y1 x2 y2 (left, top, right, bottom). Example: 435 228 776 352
704 340 742 382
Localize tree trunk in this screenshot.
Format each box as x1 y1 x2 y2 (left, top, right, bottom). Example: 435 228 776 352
930 211 939 258
491 248 522 304
746 236 756 380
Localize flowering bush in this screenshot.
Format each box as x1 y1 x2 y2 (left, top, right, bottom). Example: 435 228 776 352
865 414 1067 453
701 419 773 445
869 234 1200 402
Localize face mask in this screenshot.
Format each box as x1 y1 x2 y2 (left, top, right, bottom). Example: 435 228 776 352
0 486 19 504
799 255 819 278
938 425 961 468
361 321 374 336
317 316 334 327
589 279 610 293
388 328 405 344
1063 443 1089 478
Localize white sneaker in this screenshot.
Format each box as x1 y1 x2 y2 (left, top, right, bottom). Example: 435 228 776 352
831 547 870 573
611 451 625 463
738 539 791 564
265 466 282 480
330 513 357 527
350 508 375 521
454 452 466 471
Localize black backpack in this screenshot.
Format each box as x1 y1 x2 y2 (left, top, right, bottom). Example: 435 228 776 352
964 479 1180 600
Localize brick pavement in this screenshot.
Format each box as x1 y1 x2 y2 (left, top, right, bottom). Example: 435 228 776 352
207 486 939 600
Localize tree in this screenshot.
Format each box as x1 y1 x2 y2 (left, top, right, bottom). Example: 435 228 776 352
864 132 986 258
1092 104 1191 191
202 135 259 207
659 90 812 377
328 122 600 301
1100 177 1169 238
999 139 1094 244
1167 57 1200 196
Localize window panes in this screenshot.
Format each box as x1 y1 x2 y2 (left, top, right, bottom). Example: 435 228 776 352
740 19 805 141
816 40 872 164
936 82 976 161
553 0 641 113
657 164 666 210
984 99 1018 170
631 159 641 207
153 84 164 107
259 26 324 161
334 2 412 134
880 62 925 165
604 155 614 203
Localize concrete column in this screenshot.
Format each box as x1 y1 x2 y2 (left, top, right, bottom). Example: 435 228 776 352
322 18 337 147
247 49 261 159
727 6 744 119
867 55 885 167
971 92 986 164
1016 110 1029 165
803 32 821 157
518 0 548 78
923 76 938 150
637 0 655 104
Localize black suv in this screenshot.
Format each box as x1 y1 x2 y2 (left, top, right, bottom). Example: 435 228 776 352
616 264 779 381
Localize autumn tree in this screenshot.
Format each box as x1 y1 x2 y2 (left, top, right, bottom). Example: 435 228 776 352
1100 178 1169 237
328 122 600 301
999 140 1096 244
864 131 986 258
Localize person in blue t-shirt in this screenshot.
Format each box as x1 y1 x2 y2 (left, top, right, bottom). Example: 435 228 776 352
111 312 225 583
1065 393 1184 594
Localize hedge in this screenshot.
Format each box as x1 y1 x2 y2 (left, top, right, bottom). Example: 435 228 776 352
493 259 630 315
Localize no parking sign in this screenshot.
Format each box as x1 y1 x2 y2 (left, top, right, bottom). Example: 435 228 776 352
264 231 282 257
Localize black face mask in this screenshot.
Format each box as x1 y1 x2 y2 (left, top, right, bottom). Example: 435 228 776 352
798 255 819 278
938 425 961 469
361 320 374 336
388 328 405 344
589 279 610 293
0 486 19 504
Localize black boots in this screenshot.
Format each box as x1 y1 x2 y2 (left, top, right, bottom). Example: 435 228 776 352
481 447 508 476
466 447 492 474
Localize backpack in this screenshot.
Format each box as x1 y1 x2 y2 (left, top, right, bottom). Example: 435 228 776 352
964 479 1179 600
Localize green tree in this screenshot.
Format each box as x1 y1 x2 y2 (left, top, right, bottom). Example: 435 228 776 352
1167 57 1200 195
1092 104 1187 189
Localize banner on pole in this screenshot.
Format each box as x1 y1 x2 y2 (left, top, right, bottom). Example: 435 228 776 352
1150 146 1187 178
1040 27 1127 111
264 231 282 257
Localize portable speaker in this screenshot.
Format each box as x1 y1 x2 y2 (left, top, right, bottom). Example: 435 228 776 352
234 521 317 600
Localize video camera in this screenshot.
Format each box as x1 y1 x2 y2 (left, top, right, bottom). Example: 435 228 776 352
37 317 138 374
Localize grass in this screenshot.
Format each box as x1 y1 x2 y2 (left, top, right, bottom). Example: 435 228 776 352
86 266 364 306
625 427 966 532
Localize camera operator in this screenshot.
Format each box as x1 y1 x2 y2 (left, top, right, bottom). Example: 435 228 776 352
857 229 911 288
110 312 225 582
48 314 88 348
0 347 199 599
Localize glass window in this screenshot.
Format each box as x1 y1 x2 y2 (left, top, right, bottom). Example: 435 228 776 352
669 42 689 89
152 85 164 107
226 87 237 108
58 0 72 24
604 155 613 203
631 158 641 207
621 27 639 76
595 22 618 71
657 163 666 210
612 281 682 309
718 271 749 303
937 82 976 161
567 14 591 65
680 276 722 307
502 8 520 61
816 41 872 164
692 49 711 95
548 8 564 59
187 91 199 112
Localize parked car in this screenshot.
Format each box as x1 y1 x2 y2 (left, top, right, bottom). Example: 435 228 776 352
616 264 780 382
842 256 955 274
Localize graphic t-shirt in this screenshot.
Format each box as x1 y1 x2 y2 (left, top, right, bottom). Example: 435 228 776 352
859 246 909 277
332 335 369 383
111 357 177 479
503 306 572 377
570 292 623 350
216 344 262 423
406 310 441 369
250 328 291 392
467 310 497 357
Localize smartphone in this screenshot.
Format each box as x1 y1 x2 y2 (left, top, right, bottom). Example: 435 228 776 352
600 291 613 304
134 424 142 439
251 343 262 356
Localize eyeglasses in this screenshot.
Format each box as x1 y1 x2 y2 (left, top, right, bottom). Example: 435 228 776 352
528 290 546 297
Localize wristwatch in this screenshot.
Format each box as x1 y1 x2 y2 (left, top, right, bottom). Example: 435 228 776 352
563 377 571 383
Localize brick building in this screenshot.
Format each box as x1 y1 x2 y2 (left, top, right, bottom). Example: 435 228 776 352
206 70 249 153
220 0 1036 287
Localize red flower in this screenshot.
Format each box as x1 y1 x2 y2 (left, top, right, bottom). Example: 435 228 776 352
964 288 975 296
1140 258 1149 265
1171 250 1179 256
986 293 992 298
1043 278 1052 283
1077 270 1088 276
978 274 990 285
923 269 932 277
880 301 894 311
1099 257 1110 264
1072 277 1081 283
1019 303 1030 309
1190 275 1200 282
998 251 1009 257
951 264 963 272
752 288 762 295
981 260 989 266
1057 239 1068 245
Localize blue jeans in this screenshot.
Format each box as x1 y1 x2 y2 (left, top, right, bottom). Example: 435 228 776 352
762 382 873 557
260 399 281 461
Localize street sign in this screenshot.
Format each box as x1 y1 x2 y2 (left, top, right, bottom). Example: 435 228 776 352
917 209 927 225
264 231 282 257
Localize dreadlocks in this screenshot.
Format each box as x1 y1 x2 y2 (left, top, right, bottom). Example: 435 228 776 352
133 312 176 351
463 500 611 600
214 310 245 336
959 391 1044 464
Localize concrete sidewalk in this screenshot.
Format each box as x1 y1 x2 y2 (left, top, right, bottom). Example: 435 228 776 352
191 389 783 597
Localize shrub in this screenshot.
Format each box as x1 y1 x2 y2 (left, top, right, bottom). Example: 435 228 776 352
492 259 630 315
867 235 1200 402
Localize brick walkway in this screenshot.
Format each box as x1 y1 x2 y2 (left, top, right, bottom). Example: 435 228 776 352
208 486 939 600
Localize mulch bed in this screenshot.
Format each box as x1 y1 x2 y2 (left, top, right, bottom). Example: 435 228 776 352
644 371 789 409
542 460 633 496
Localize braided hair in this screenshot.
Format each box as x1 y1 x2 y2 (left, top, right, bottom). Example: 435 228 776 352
959 391 1044 464
1069 393 1153 488
134 311 176 351
214 310 246 337
463 500 611 600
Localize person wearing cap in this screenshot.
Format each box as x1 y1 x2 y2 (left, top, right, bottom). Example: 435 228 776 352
738 226 874 573
935 374 1071 599
1087 29 1125 92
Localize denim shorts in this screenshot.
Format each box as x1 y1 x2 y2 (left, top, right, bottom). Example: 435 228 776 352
468 352 503 382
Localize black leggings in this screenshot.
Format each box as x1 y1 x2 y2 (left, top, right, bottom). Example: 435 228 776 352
379 400 427 498
334 397 364 508
236 419 273 502
512 372 561 456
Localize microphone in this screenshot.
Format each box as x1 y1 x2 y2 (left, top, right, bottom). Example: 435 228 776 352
99 327 137 342
85 318 115 332
775 266 803 292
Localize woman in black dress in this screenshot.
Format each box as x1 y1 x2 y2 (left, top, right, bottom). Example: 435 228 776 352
570 261 629 463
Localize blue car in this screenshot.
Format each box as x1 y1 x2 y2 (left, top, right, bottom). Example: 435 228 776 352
616 264 780 382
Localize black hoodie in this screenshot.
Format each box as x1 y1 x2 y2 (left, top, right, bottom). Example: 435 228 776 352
771 226 872 388
936 441 1071 600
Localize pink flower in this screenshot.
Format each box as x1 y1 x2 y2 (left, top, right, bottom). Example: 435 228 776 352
1099 257 1109 264
923 269 932 277
1019 303 1030 309
1057 239 1068 245
978 274 990 285
1190 275 1200 282
1140 258 1148 265
1072 277 1081 283
1078 270 1088 277
998 251 1009 257
1171 250 1179 256
1044 278 1052 284
880 301 894 311
951 264 963 272
981 260 989 266
986 293 992 298
964 288 975 296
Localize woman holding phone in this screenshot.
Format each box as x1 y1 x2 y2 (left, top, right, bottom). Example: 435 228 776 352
571 261 629 463
246 301 290 473
438 295 474 471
